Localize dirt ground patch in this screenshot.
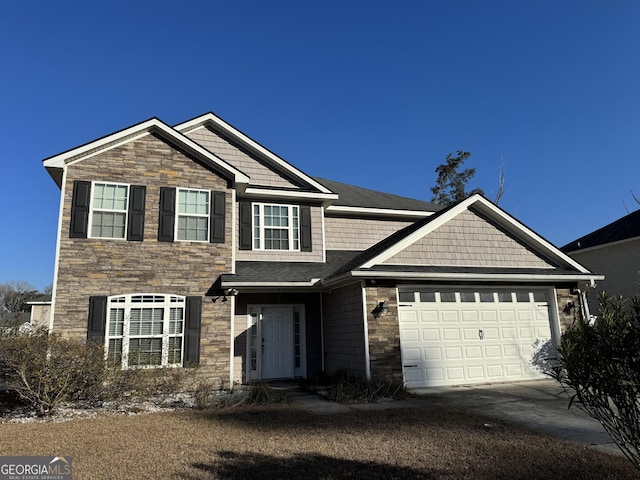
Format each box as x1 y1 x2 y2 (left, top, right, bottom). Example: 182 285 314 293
0 403 635 479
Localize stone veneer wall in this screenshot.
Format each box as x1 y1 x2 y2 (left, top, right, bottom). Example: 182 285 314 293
365 286 402 379
321 283 367 377
53 133 233 384
556 287 582 333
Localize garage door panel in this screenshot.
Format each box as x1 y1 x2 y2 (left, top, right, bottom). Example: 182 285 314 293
442 311 460 322
402 347 422 362
444 347 463 359
482 328 499 340
463 328 480 340
423 347 442 360
486 365 504 377
403 367 424 386
505 364 524 376
420 311 439 323
481 311 498 322
467 366 485 379
518 326 534 339
461 310 479 322
398 288 553 388
446 367 465 381
503 344 520 357
421 328 441 341
442 328 461 341
500 311 517 322
465 345 482 358
501 327 517 339
400 328 420 341
484 345 502 358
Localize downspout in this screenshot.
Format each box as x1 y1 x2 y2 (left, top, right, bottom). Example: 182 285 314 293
319 291 325 373
361 280 371 380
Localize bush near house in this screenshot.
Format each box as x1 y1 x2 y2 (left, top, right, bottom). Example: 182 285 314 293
0 327 105 416
551 292 640 471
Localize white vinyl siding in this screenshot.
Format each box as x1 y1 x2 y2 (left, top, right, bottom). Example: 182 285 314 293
90 182 129 239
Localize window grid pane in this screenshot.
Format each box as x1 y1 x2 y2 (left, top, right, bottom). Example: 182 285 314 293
108 309 125 336
129 338 162 366
130 308 164 336
107 339 123 365
91 212 126 238
178 217 208 241
168 337 182 364
177 189 209 241
264 228 289 250
91 183 128 239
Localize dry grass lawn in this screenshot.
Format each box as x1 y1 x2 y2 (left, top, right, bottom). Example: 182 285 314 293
0 403 636 479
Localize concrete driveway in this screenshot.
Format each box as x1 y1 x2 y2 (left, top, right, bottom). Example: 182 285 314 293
289 378 621 457
411 379 621 457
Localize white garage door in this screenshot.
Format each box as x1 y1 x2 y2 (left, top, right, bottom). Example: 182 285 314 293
398 287 553 388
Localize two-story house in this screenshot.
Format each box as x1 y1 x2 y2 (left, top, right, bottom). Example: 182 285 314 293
43 112 600 389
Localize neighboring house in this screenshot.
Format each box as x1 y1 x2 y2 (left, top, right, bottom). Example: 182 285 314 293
562 209 640 315
27 295 52 329
42 112 600 389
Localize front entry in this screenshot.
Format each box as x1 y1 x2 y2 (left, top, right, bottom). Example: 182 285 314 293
261 307 293 379
246 304 306 381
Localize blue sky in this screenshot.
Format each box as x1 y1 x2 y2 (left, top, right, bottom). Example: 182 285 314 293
1 0 639 291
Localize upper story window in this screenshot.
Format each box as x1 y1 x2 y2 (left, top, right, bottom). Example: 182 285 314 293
253 203 299 250
70 180 146 241
105 294 186 369
177 188 210 242
90 182 129 239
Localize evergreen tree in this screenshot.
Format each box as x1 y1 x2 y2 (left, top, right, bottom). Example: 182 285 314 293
430 151 484 206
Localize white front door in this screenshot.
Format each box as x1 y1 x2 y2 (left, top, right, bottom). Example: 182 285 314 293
261 307 293 379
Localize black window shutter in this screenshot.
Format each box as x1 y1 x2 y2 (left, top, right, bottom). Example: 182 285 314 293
210 191 226 244
239 202 252 250
70 180 91 238
158 187 176 242
87 296 107 343
300 205 312 252
183 296 202 367
127 185 146 241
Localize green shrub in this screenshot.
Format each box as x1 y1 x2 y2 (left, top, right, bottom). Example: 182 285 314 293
551 292 640 470
0 328 105 415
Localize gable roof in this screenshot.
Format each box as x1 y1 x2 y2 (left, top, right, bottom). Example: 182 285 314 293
175 112 336 200
562 209 640 252
43 117 251 188
315 177 441 218
324 194 600 286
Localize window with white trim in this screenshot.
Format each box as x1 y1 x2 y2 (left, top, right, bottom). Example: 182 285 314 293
106 294 185 368
177 188 210 241
90 182 129 239
253 203 300 250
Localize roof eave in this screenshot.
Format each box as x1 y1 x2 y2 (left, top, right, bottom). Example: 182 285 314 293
42 117 250 187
